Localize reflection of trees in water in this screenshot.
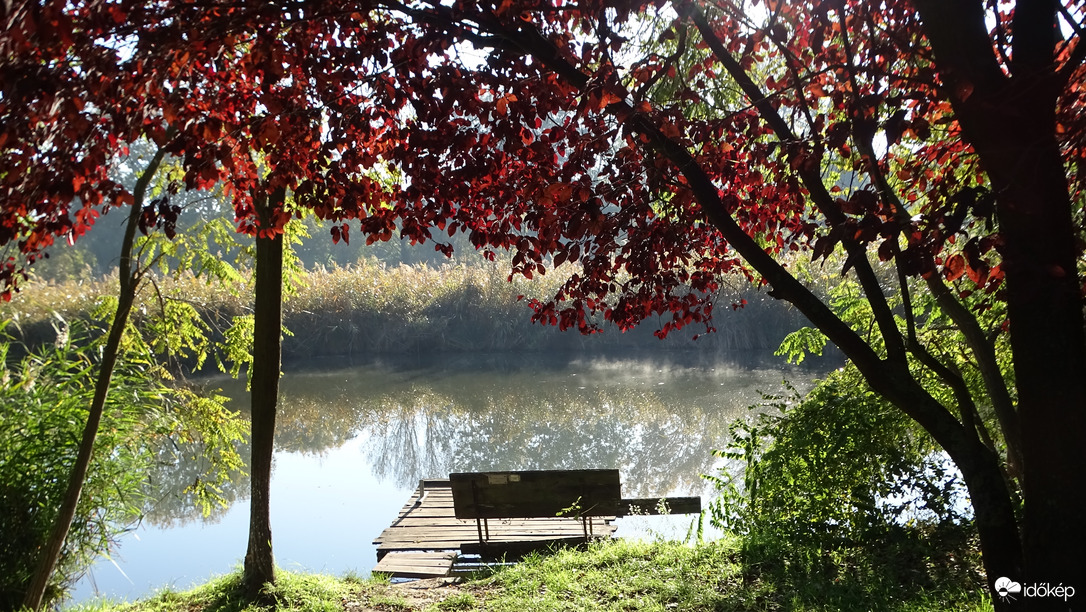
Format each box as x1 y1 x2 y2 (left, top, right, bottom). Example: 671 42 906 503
272 389 366 454
365 396 459 487
145 356 815 526
141 438 250 527
270 360 795 495
442 388 728 497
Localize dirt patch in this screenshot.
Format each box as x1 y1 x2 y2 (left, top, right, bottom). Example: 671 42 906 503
391 577 468 607
345 577 483 611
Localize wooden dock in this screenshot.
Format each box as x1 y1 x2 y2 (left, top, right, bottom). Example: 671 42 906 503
372 479 617 579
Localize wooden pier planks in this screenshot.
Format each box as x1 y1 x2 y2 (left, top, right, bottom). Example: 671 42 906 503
373 480 617 565
372 552 457 579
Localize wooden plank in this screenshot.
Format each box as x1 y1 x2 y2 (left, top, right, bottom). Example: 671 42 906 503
619 497 702 516
382 522 616 534
375 520 616 540
379 527 603 538
372 552 456 579
378 528 614 544
450 470 622 519
376 555 455 571
375 474 619 562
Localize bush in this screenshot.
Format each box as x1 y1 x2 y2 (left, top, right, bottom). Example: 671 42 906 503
707 367 982 599
0 320 245 610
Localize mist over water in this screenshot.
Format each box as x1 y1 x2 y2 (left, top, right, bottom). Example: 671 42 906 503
70 350 835 604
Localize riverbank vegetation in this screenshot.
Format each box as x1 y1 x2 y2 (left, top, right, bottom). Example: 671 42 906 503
708 366 982 599
66 539 989 612
0 322 246 609
1 262 813 364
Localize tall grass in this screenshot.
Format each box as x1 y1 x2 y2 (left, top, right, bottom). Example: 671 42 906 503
2 262 812 364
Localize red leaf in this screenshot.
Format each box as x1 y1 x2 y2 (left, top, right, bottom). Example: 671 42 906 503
945 254 966 282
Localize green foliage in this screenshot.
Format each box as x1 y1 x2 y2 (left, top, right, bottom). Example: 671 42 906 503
142 296 215 370
138 216 249 291
217 314 255 381
775 327 827 364
707 368 981 596
155 387 248 517
131 213 257 377
0 320 246 609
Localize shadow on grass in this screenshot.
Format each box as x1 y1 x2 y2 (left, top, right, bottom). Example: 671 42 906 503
730 526 988 612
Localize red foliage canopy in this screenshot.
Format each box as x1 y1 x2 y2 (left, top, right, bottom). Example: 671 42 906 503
4 0 1083 335
6 0 1086 600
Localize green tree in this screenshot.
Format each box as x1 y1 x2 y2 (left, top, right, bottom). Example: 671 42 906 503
19 140 254 609
20 142 173 610
0 317 245 610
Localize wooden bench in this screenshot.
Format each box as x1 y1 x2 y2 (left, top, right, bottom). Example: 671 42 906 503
449 469 701 549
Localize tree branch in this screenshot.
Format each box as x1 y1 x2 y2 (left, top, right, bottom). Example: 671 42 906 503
912 0 1009 102
1011 1 1060 75
688 3 908 363
925 274 1023 481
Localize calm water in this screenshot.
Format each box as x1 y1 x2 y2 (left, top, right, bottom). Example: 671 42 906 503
70 350 833 604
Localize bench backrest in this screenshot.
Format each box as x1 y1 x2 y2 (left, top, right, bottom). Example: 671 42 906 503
450 469 622 519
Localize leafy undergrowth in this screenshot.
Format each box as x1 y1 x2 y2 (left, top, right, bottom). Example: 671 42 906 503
65 539 992 612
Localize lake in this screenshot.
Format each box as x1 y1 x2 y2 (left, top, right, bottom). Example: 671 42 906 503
69 350 833 604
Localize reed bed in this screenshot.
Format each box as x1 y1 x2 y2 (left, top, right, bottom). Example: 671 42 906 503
2 261 811 365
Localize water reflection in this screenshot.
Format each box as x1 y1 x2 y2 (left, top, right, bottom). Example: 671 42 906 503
77 350 832 603
280 352 815 491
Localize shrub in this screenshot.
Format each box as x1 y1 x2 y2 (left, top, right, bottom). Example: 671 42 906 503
707 367 982 597
0 320 245 609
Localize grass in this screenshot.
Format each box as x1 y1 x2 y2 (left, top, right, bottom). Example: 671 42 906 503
65 540 992 612
67 570 381 612
470 539 990 612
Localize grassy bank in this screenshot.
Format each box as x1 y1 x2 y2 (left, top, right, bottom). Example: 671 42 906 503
67 539 990 612
3 263 811 363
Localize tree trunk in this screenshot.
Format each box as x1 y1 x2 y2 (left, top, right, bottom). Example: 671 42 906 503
891 3 1086 605
21 145 168 611
986 138 1086 608
242 190 285 598
20 290 136 611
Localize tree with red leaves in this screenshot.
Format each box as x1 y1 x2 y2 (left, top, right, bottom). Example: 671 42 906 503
367 3 1085 608
353 0 1084 606
3 3 401 604
347 0 1077 603
4 1 1086 609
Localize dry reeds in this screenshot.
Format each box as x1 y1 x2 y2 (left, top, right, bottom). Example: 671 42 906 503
2 261 812 364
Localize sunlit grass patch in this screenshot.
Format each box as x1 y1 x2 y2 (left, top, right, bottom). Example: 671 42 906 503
106 570 378 612
469 538 990 612
59 539 989 612
473 539 740 612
